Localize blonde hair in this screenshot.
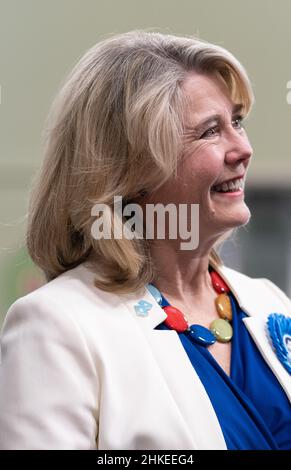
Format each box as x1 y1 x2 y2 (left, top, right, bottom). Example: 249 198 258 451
27 30 254 294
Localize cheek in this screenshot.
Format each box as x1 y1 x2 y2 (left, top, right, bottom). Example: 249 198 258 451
175 168 214 205
175 144 224 202
181 143 222 181
181 157 221 193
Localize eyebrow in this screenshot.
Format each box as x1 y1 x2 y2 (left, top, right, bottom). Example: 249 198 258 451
184 103 244 136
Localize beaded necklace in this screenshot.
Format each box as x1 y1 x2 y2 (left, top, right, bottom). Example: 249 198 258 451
147 269 233 347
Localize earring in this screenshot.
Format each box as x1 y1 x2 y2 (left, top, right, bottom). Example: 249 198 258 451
138 189 148 198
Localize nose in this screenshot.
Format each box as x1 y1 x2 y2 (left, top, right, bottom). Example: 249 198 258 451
224 127 253 166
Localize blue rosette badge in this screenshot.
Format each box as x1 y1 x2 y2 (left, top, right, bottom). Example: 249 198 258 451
267 313 291 374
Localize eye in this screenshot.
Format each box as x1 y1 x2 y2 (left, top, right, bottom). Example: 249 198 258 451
200 126 220 139
232 115 245 130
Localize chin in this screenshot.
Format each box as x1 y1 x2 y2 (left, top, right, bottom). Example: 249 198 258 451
226 205 251 228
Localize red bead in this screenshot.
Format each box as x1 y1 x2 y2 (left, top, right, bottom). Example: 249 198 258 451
210 271 230 294
163 306 189 332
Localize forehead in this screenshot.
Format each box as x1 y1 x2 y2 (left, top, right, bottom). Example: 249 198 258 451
182 72 234 122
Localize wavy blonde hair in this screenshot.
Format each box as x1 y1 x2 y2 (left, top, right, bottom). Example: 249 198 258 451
27 30 254 294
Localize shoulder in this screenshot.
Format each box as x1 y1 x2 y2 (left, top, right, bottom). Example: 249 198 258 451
10 261 118 310
216 264 291 318
2 262 124 333
0 262 136 369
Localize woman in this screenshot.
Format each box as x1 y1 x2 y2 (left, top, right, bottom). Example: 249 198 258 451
0 31 290 450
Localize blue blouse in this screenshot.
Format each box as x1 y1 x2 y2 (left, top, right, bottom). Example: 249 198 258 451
155 294 291 450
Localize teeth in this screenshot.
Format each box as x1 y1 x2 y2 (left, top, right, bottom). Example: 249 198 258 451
213 177 244 193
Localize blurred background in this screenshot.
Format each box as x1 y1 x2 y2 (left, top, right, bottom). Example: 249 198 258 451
0 0 290 325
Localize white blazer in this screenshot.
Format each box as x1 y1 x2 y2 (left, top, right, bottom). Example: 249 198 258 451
0 261 290 450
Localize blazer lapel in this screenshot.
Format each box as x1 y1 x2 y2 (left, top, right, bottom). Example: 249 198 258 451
213 263 291 401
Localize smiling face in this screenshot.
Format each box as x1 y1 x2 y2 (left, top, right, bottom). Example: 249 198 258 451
146 72 254 247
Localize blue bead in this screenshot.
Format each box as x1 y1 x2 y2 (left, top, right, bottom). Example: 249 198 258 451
160 294 171 307
188 324 216 346
147 284 163 306
147 283 171 307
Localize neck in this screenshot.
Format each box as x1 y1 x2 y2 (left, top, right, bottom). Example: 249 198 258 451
150 239 216 304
